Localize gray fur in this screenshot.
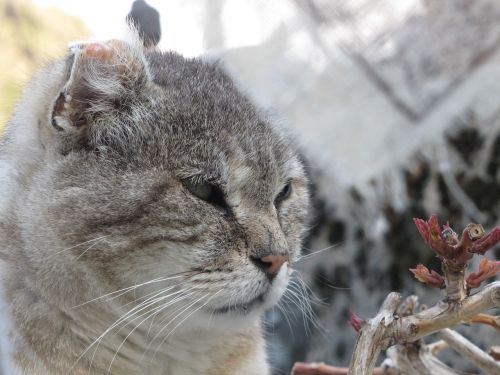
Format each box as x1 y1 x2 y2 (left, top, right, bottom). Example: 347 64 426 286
0 37 310 375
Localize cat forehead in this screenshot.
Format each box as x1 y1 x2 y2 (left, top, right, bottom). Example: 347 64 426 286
137 52 298 179
164 125 296 184
76 49 300 186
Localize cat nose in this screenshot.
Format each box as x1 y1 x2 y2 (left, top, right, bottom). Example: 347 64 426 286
250 254 288 277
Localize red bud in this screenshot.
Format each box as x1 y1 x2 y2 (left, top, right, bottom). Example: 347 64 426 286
348 310 363 332
466 259 500 289
409 264 445 288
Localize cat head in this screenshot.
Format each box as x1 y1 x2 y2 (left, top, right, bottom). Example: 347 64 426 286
8 36 311 332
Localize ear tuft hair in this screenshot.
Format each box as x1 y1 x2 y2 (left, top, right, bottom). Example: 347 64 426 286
50 39 150 134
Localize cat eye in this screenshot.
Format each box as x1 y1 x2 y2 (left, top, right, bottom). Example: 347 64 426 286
183 179 228 209
275 180 292 205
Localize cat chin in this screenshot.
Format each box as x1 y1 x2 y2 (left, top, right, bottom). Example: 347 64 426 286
197 265 291 330
139 267 292 337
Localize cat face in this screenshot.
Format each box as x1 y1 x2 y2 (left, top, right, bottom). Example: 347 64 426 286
19 39 310 332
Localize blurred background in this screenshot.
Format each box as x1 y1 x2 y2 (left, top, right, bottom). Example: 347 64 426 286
1 0 499 374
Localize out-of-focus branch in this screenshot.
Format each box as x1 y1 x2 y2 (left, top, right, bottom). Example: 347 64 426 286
427 340 449 355
291 362 383 375
489 346 500 361
436 144 486 223
466 259 500 289
438 328 500 375
470 313 500 330
383 343 462 375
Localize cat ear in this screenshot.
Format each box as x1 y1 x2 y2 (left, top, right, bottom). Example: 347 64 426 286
49 39 150 138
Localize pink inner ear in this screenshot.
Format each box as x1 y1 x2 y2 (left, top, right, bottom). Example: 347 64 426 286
83 43 114 60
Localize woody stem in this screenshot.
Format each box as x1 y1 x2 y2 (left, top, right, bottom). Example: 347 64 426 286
442 262 468 302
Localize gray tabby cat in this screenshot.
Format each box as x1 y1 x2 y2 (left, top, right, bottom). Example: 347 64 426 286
0 33 310 375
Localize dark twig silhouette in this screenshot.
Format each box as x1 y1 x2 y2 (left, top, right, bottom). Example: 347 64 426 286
126 0 161 48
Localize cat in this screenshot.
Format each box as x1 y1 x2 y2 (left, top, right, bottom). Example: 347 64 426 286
0 32 311 375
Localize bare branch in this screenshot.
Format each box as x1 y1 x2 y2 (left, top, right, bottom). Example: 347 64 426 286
469 313 500 330
348 282 500 373
348 292 401 375
384 343 464 375
442 263 467 302
291 362 383 375
299 217 500 375
438 328 500 375
395 281 500 342
427 340 449 355
489 346 500 361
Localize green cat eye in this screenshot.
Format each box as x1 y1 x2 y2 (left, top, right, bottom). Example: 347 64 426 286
184 180 213 201
183 179 228 210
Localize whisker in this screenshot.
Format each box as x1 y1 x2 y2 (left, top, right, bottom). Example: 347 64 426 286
165 290 221 339
286 275 325 337
52 235 111 256
316 274 352 291
73 285 192 370
113 290 193 337
72 272 192 308
295 273 328 307
137 298 195 365
146 293 210 361
105 291 193 374
86 291 184 375
87 290 193 373
275 300 295 339
151 290 223 360
293 275 328 338
148 293 208 348
295 242 344 263
76 239 103 260
284 282 311 335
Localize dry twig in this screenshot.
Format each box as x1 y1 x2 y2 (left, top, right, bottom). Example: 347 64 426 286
291 362 383 375
293 216 500 375
469 313 500 330
438 328 500 375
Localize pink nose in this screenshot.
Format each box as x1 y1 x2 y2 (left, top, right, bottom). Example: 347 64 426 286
251 254 288 276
